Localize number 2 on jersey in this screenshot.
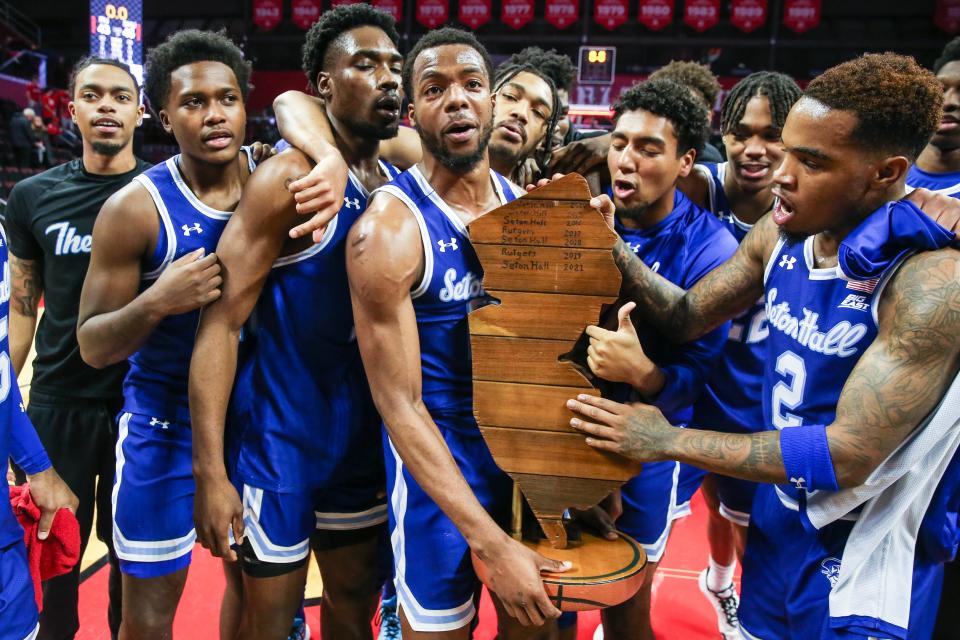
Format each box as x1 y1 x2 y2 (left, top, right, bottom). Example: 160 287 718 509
772 350 805 429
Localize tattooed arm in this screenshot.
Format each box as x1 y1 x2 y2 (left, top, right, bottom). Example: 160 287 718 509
569 247 960 488
9 255 42 375
611 211 777 343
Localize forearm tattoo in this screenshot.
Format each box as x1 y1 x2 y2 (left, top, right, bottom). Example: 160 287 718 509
10 256 41 317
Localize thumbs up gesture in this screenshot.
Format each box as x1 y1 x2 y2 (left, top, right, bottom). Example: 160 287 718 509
584 302 665 397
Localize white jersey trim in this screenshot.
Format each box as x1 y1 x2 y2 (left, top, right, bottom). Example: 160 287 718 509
803 236 841 280
272 215 339 268
167 155 236 221
866 251 914 329
375 185 435 299
762 238 786 286
241 485 311 563
133 175 177 281
315 504 388 530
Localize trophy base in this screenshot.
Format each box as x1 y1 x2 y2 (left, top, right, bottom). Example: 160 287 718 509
472 532 647 612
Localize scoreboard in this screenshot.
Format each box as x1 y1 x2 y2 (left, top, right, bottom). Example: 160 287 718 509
577 46 616 85
89 1 144 86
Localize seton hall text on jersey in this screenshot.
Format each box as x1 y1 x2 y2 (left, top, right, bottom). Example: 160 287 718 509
765 287 869 358
438 267 484 302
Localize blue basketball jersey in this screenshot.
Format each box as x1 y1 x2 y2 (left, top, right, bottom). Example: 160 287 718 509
692 162 768 433
906 165 960 199
232 160 400 492
762 235 902 507
123 149 255 423
375 166 522 424
612 189 738 424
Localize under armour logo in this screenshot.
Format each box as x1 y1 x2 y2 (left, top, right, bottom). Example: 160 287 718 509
778 255 796 270
629 243 641 254
18 402 24 412
790 476 807 490
343 197 361 210
437 238 459 253
149 417 170 429
182 223 203 236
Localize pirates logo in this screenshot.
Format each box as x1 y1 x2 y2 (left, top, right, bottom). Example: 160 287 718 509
820 557 841 588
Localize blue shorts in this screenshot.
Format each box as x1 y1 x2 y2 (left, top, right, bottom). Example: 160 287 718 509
677 465 757 527
237 478 387 566
0 542 39 640
112 412 195 578
739 484 943 640
618 460 691 562
385 417 512 632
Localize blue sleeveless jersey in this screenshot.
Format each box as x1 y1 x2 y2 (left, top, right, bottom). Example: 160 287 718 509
692 162 768 433
123 149 255 423
232 160 400 492
375 166 522 425
612 189 738 424
762 235 901 507
906 165 960 199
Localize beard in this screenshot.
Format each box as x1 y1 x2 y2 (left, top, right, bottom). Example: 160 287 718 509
416 115 494 174
91 139 127 157
343 112 400 141
616 204 651 223
778 227 809 246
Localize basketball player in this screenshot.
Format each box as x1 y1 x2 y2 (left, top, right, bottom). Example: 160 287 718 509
271 57 561 187
910 37 960 196
566 53 959 639
0 234 79 640
4 57 147 640
684 72 802 638
189 6 404 640
346 27 569 639
76 30 254 639
581 79 738 640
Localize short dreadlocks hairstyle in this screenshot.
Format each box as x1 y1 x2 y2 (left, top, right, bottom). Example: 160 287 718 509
720 71 802 135
504 47 575 92
494 62 561 169
402 27 494 100
934 37 960 74
649 60 720 111
69 56 139 98
145 30 251 112
804 53 942 161
613 79 708 157
302 4 400 92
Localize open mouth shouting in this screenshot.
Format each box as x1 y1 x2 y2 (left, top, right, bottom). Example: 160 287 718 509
612 177 637 202
771 189 796 226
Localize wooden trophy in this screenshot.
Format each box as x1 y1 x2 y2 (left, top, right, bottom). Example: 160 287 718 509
468 174 647 611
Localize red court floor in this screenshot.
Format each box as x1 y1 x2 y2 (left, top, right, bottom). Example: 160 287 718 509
75 491 735 639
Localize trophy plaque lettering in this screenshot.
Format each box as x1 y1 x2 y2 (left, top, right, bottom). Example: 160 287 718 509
469 174 647 611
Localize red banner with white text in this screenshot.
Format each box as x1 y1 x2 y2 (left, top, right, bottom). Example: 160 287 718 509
595 0 628 30
545 0 579 29
730 0 766 32
371 0 403 21
459 0 492 28
683 0 719 32
292 0 322 29
501 0 534 29
417 0 449 27
936 0 960 34
252 0 282 31
638 0 673 30
782 0 820 33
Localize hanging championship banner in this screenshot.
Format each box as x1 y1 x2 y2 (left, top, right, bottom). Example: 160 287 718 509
730 0 766 32
417 0 449 27
252 0 282 31
373 0 404 22
545 0 579 29
936 0 960 34
638 0 673 30
501 0 534 29
459 0 492 28
292 0 322 30
594 0 628 30
683 0 719 32
782 0 820 33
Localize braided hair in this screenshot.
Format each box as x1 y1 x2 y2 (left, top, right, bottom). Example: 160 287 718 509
719 71 802 136
493 62 561 172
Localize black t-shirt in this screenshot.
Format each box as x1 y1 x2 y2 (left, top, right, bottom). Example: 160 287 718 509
6 157 151 399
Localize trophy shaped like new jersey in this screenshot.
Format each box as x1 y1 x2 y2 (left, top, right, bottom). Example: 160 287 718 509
469 174 647 611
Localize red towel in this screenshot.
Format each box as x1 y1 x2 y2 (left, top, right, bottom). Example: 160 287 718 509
8 483 81 610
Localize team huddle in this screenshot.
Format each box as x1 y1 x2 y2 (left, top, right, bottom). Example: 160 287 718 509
2 5 960 640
